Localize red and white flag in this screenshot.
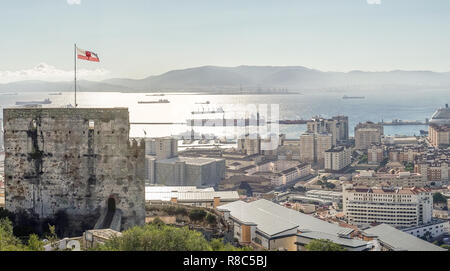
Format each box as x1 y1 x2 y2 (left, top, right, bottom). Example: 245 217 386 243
77 47 100 62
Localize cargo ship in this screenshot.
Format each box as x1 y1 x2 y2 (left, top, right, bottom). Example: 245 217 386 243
138 99 170 104
343 95 365 99
16 98 52 105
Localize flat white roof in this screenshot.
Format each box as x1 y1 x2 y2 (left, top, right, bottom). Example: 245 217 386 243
219 199 366 247
157 156 224 166
145 186 214 193
363 224 446 251
145 190 240 202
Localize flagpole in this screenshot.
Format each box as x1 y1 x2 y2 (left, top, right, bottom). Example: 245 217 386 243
74 43 77 108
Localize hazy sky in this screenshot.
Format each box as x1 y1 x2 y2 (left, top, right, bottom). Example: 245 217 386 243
1 0 450 82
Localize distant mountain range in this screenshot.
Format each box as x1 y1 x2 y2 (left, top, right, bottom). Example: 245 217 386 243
2 66 450 93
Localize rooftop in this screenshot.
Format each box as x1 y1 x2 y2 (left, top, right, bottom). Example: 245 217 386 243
347 186 430 195
363 224 446 251
218 199 368 248
145 187 239 202
156 156 224 166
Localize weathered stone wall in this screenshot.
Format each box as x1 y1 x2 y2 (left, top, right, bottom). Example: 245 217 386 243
0 118 4 151
3 108 145 232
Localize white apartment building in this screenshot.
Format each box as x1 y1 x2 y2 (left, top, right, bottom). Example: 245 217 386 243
402 219 449 239
343 186 433 228
247 162 311 187
353 170 426 187
324 146 351 172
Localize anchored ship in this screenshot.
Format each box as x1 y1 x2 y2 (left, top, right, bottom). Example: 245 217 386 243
16 98 52 105
138 99 170 104
343 95 365 99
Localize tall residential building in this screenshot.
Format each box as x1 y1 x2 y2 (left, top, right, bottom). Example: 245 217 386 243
300 132 332 166
333 115 349 142
324 146 351 172
368 144 384 165
306 116 349 146
237 134 261 155
354 122 384 150
343 186 433 228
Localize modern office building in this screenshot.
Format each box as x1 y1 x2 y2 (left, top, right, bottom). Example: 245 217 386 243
343 186 433 228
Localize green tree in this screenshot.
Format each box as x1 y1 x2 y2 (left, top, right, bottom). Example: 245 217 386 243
0 218 46 251
325 182 336 189
0 208 15 221
441 244 450 251
0 218 25 251
209 238 253 251
45 224 60 251
27 234 44 251
433 193 447 204
305 239 346 251
94 223 252 251
188 209 207 222
404 162 414 172
205 213 217 226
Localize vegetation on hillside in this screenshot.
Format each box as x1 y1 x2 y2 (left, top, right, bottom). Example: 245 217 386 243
305 239 346 251
433 193 448 204
0 218 44 251
94 220 252 251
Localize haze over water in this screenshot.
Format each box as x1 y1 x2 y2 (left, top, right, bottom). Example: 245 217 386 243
1 89 445 139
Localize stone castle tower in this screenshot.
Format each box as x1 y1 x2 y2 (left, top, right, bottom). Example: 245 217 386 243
3 108 145 232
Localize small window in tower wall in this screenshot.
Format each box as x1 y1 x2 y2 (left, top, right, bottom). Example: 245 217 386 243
89 120 95 130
